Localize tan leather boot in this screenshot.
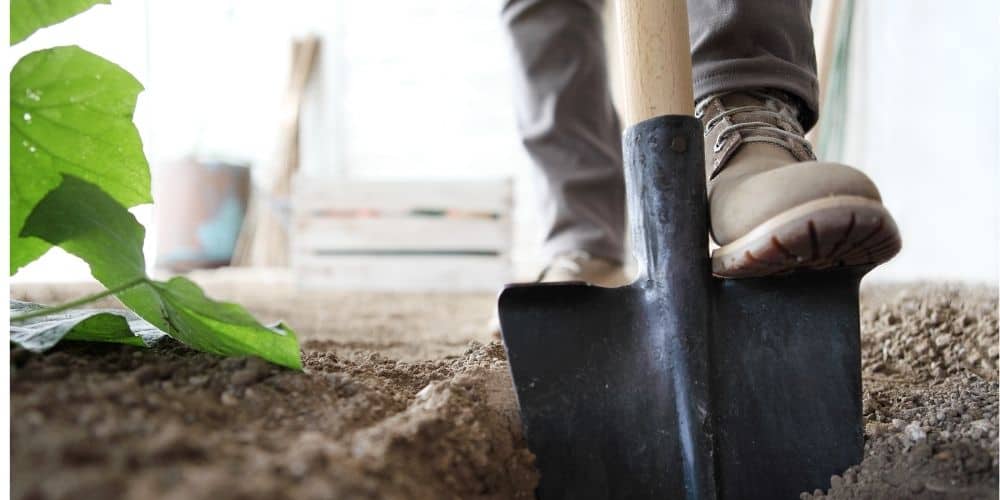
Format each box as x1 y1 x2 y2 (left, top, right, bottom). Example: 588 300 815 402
532 250 630 286
697 90 901 278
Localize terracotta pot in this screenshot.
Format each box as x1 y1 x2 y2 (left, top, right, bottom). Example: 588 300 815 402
154 158 250 271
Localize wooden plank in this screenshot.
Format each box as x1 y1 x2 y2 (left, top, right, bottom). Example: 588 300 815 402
293 216 510 252
293 255 510 291
290 177 513 290
293 177 512 213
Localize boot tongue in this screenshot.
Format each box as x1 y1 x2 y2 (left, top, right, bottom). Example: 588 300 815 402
712 91 802 135
720 92 780 125
705 91 813 177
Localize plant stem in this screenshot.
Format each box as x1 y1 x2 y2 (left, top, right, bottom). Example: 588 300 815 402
11 277 148 322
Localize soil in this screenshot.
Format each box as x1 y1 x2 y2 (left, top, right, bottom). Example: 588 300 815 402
805 284 999 499
10 276 999 499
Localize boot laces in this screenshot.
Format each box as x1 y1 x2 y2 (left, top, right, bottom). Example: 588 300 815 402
694 90 815 160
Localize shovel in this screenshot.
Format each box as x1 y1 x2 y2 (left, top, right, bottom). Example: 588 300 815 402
498 1 865 498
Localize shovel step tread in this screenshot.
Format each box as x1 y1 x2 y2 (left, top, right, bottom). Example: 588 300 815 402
712 195 901 278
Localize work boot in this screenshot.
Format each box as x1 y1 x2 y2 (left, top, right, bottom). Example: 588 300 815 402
697 90 901 278
490 250 629 338
531 250 630 286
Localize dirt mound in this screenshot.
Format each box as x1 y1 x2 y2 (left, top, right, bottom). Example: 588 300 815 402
806 284 999 499
10 281 998 499
812 375 998 499
12 340 537 500
860 283 997 382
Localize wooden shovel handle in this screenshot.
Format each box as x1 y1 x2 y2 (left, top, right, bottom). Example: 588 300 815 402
616 0 694 125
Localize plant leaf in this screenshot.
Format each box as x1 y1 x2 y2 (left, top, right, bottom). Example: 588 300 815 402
19 174 162 329
152 277 302 370
10 45 150 274
10 0 109 45
10 300 163 352
20 175 303 370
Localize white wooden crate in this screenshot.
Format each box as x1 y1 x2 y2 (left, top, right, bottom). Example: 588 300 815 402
291 177 512 291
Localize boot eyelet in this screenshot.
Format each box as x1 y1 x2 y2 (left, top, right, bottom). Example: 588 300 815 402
694 108 704 119
713 137 725 152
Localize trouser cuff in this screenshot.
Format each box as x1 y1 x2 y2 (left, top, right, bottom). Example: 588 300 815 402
693 60 820 131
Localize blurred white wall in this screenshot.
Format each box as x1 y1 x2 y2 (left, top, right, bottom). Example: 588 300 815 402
842 0 999 283
296 1 539 272
9 0 999 285
298 2 524 180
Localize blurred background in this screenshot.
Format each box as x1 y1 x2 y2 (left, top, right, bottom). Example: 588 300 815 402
9 0 999 289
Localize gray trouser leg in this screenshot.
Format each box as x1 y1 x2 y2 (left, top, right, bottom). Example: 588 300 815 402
502 0 627 264
503 0 818 262
689 0 819 129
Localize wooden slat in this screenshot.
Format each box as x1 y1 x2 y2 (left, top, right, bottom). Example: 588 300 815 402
293 216 509 252
293 177 512 213
293 255 509 291
290 177 512 290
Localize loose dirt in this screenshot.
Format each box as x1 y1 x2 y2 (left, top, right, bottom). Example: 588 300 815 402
804 284 999 499
11 277 998 499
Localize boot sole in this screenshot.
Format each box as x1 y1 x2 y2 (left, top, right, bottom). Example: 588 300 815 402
712 195 901 278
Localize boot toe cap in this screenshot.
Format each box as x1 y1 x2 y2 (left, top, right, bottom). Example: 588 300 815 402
710 161 883 245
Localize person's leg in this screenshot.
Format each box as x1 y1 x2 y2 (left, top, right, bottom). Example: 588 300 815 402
688 0 818 129
501 0 626 267
687 0 901 277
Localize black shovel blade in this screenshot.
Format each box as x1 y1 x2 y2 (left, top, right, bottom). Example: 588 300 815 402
499 281 703 499
499 272 864 500
708 271 864 499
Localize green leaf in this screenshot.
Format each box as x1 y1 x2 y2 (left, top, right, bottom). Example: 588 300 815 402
10 0 109 45
19 173 162 329
10 299 163 352
10 45 150 274
152 277 303 370
20 175 303 370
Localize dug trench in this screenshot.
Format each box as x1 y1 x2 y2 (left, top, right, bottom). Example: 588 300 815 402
11 274 999 499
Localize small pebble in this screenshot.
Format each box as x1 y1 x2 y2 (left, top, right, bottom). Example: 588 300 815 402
829 475 843 490
970 419 991 432
904 421 926 442
866 421 890 437
842 469 858 484
231 368 261 387
133 365 162 384
220 392 239 406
